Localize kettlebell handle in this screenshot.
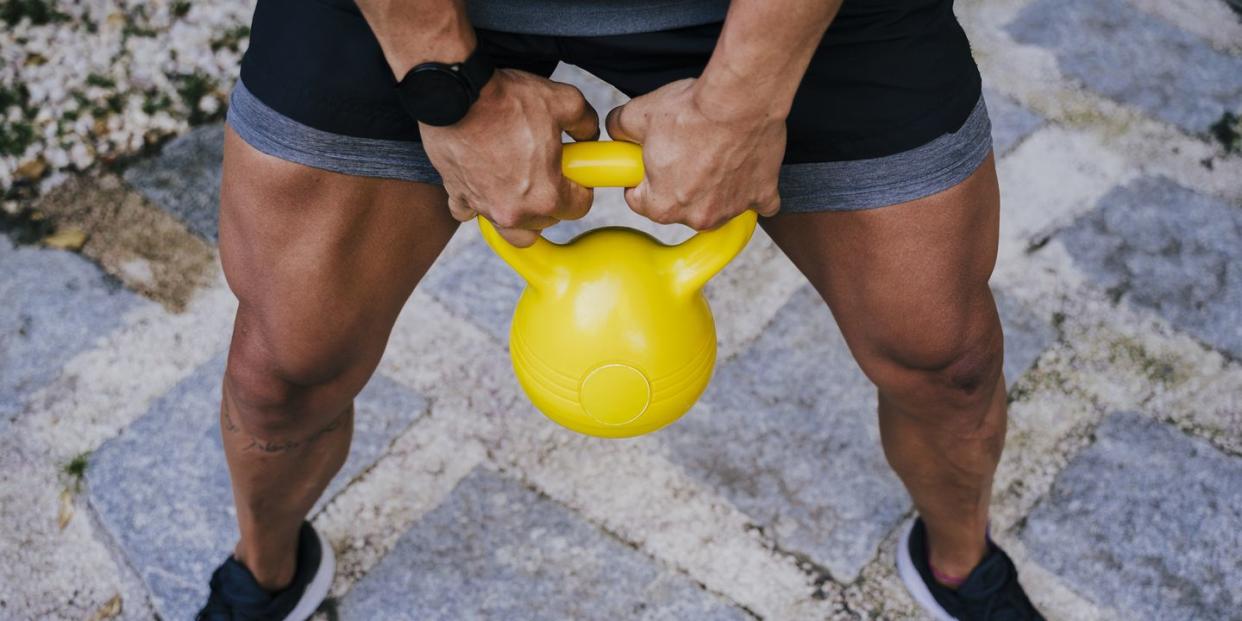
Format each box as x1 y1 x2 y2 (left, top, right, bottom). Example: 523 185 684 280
561 141 646 188
479 141 757 296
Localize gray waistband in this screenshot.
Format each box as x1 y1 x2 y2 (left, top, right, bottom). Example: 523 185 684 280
227 81 442 184
778 96 993 212
227 79 992 212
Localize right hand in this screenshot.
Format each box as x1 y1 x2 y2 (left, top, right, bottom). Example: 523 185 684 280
419 69 600 247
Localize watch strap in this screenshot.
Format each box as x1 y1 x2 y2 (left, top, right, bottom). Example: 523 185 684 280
455 46 495 102
395 46 495 126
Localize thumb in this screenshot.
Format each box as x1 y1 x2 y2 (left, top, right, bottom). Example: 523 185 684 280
552 83 601 142
605 100 648 144
497 226 541 248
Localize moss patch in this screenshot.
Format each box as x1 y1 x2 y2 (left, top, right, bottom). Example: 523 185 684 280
1209 111 1240 154
62 451 90 490
1107 336 1184 386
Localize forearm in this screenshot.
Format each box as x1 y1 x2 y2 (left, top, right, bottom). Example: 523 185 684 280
696 0 843 119
354 0 476 78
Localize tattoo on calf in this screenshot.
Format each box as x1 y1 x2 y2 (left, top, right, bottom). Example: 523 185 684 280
222 407 351 454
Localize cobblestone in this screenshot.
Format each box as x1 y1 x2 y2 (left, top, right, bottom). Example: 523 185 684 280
341 468 750 621
1007 0 1242 134
1060 177 1242 358
1023 412 1242 618
124 124 227 242
87 353 427 619
0 237 148 430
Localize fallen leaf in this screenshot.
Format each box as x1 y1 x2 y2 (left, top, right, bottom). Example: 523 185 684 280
43 227 89 251
57 488 74 530
15 158 47 181
88 594 123 621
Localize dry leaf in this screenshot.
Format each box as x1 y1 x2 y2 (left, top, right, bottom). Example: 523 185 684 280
15 157 47 181
43 227 89 251
88 594 123 621
57 489 74 530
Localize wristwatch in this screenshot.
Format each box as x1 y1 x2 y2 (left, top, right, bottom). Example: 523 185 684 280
395 46 495 127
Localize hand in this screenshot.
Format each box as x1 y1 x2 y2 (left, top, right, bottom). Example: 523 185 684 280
420 69 600 247
605 78 784 231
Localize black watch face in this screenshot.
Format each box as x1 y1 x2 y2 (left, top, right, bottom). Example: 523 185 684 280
404 68 472 127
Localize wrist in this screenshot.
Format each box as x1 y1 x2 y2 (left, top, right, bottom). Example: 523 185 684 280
692 67 796 123
380 14 476 79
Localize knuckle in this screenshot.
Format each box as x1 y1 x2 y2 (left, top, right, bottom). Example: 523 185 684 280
559 84 586 106
649 209 677 225
686 213 715 230
531 190 560 212
492 211 524 229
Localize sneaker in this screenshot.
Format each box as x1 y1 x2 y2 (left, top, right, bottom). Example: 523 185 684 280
196 522 335 621
896 518 1044 621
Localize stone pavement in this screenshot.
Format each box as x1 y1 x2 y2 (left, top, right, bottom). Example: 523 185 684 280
2 1 1241 619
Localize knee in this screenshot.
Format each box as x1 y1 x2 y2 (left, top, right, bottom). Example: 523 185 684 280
223 313 369 440
861 312 1005 420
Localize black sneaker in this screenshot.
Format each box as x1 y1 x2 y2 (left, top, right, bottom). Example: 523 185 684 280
196 522 335 621
896 517 1044 621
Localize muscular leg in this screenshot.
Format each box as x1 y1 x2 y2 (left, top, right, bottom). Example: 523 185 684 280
217 128 458 590
762 154 1004 581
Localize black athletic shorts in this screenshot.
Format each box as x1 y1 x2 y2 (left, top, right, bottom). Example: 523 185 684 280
228 0 993 211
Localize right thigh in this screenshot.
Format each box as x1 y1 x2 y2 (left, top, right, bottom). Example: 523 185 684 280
219 126 458 395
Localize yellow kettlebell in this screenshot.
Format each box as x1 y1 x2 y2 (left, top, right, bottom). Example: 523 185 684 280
479 141 757 438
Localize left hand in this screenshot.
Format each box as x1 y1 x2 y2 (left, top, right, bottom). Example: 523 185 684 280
605 78 785 230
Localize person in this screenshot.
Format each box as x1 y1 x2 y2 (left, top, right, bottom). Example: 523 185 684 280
196 0 1045 619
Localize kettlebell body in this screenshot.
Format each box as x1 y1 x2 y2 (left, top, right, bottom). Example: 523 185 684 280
480 141 756 438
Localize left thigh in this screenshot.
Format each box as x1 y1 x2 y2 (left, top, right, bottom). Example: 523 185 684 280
761 154 1002 395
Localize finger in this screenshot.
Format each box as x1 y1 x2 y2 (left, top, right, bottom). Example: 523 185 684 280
756 194 781 218
622 182 649 216
447 195 477 222
604 100 649 144
556 177 593 221
551 83 600 142
488 210 559 231
497 226 541 248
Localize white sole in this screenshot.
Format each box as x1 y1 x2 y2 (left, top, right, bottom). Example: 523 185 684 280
283 527 336 621
896 520 958 621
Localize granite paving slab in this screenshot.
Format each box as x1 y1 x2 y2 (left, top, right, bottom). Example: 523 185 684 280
340 467 750 621
124 123 226 241
0 237 148 429
1022 412 1242 618
420 231 525 343
994 286 1057 385
985 89 1044 156
648 286 909 582
1007 0 1242 134
86 352 428 619
648 282 1057 581
1059 177 1242 358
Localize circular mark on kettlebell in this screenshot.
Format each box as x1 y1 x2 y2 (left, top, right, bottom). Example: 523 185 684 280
579 364 651 426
